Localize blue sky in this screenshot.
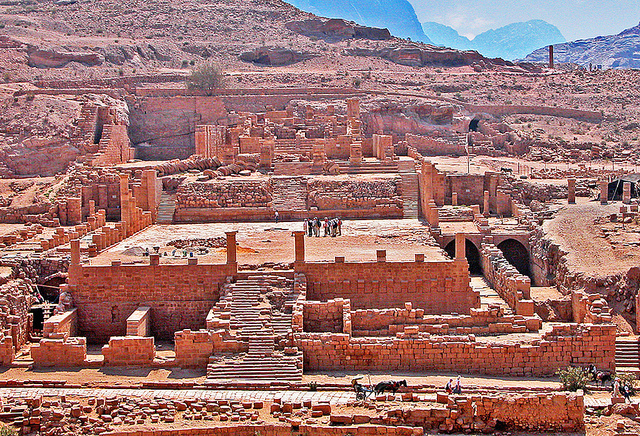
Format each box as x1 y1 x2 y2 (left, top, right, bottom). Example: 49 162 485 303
409 0 640 41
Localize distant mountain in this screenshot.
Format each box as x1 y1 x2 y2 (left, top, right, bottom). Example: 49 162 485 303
422 19 565 60
421 22 472 51
287 0 432 43
525 22 640 69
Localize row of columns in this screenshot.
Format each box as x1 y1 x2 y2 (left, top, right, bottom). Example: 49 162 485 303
568 178 632 205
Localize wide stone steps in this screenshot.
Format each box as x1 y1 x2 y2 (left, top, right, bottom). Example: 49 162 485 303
207 273 302 381
336 162 399 174
400 172 419 219
271 177 308 213
206 356 302 381
616 339 640 374
157 192 176 224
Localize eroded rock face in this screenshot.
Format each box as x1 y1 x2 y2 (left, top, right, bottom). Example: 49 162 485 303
27 48 104 68
346 44 493 67
239 47 316 66
286 18 391 41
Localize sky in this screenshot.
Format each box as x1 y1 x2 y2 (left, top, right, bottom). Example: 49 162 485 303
409 0 640 41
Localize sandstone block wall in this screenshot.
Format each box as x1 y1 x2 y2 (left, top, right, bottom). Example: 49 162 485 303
303 299 346 333
67 263 235 342
174 329 214 367
350 305 542 337
102 336 156 366
297 259 479 314
176 180 271 209
480 243 534 316
42 308 77 340
31 337 86 367
294 323 615 376
126 306 151 337
307 178 402 211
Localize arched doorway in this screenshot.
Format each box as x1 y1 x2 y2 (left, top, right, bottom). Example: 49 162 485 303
445 239 482 275
497 239 530 277
469 118 480 132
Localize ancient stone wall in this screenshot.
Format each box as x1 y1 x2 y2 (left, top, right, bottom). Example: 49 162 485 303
480 243 534 316
297 259 479 314
350 304 541 337
30 337 87 366
294 323 615 375
176 180 272 209
303 299 345 333
406 134 464 156
102 336 156 366
307 177 402 212
67 263 235 342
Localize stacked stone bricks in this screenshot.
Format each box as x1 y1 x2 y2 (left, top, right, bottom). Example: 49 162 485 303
176 180 271 209
31 337 86 366
307 178 402 210
102 336 156 366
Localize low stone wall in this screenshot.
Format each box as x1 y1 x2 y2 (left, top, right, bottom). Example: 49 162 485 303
303 299 347 333
480 243 534 316
351 304 541 337
31 337 87 366
307 177 402 211
102 336 156 366
42 308 78 339
176 180 271 209
294 323 615 376
174 329 214 367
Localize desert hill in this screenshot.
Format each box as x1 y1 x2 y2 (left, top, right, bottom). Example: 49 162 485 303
525 22 640 68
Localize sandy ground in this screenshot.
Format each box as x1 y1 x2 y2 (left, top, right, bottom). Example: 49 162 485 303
544 200 640 277
89 219 446 266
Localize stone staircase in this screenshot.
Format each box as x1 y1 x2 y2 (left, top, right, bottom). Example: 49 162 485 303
156 192 176 224
336 161 399 174
271 177 308 213
207 274 303 382
615 338 640 374
400 173 419 219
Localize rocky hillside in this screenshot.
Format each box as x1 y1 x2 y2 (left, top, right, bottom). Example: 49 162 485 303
286 0 431 43
423 20 565 60
0 0 508 84
525 22 640 68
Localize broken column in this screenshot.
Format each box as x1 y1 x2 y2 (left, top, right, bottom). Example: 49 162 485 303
70 239 81 266
226 231 237 265
293 231 305 264
455 233 466 261
549 45 554 69
483 190 490 216
452 192 458 206
376 249 386 263
567 178 576 204
623 182 631 204
119 173 131 224
600 180 608 205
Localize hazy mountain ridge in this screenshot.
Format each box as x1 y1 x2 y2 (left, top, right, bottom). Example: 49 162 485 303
525 22 640 69
422 20 565 60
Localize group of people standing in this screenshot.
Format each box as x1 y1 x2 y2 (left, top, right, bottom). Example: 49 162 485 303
304 217 342 237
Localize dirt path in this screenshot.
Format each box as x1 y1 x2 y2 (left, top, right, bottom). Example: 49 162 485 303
544 201 633 277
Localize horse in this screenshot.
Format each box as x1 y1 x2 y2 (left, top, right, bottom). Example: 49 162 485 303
588 364 612 386
374 380 407 395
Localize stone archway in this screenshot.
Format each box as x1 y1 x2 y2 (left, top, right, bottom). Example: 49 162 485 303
445 239 482 275
497 239 530 277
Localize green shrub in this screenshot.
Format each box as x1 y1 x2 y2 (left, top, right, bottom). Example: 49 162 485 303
0 425 17 436
556 366 590 392
187 63 225 94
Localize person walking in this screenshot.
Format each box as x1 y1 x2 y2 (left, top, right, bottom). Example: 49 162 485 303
274 210 279 223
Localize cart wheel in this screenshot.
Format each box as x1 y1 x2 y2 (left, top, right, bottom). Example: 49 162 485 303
356 392 365 401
